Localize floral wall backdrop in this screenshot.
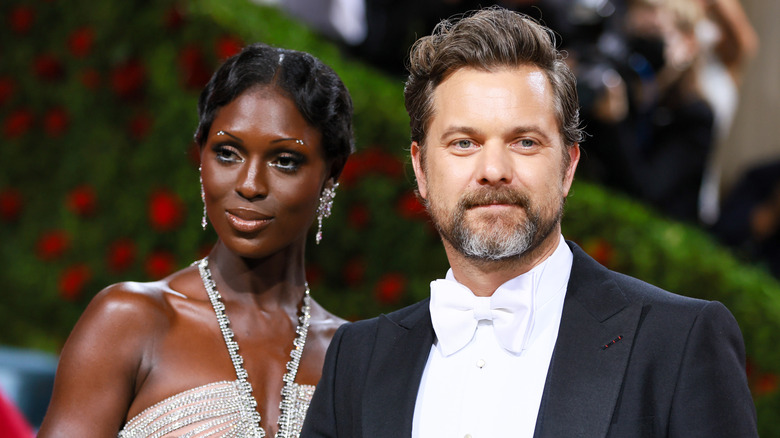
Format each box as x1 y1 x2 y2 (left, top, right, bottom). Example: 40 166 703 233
1 0 780 433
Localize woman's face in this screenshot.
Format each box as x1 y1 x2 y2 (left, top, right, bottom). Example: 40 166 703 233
200 86 332 259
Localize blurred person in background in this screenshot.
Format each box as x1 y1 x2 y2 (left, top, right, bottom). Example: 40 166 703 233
577 0 717 224
38 42 353 437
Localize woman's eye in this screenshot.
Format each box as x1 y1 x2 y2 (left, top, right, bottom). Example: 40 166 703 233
214 145 243 163
269 155 303 172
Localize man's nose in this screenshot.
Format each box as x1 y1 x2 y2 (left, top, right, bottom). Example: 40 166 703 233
476 143 513 186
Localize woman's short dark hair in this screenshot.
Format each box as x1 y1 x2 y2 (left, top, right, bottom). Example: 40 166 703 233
404 7 583 155
195 43 354 165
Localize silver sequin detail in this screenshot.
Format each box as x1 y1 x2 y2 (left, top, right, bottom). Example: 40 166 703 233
118 258 313 438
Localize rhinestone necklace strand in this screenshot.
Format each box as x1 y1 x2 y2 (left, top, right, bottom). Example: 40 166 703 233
197 257 311 438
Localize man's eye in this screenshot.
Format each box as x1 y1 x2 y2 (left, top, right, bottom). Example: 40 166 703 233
454 139 476 149
518 139 536 148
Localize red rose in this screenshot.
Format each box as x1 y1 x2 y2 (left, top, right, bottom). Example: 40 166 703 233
9 6 35 34
110 59 146 101
178 45 212 90
107 238 136 273
306 264 323 287
582 238 615 267
347 204 370 229
44 106 69 138
343 258 365 286
145 251 177 279
4 108 34 138
754 373 779 396
33 54 64 81
66 185 96 217
375 272 406 305
338 158 362 187
164 6 185 30
36 230 70 261
397 191 427 219
216 36 243 60
129 113 152 140
148 189 185 231
68 27 95 58
363 148 404 179
59 264 91 301
0 188 23 222
79 68 101 89
0 77 14 106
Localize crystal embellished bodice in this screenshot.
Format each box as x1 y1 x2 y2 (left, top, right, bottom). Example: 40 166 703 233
118 258 314 437
118 381 315 438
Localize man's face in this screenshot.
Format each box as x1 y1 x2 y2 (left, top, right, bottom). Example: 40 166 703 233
411 66 579 262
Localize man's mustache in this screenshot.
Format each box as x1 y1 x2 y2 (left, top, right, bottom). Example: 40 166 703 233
458 187 531 210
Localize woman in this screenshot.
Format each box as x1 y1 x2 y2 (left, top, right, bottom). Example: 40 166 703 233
38 43 353 437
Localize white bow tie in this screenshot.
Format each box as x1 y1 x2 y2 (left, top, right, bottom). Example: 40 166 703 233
429 278 534 356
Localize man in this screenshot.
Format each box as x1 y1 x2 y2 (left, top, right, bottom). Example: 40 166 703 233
302 7 757 437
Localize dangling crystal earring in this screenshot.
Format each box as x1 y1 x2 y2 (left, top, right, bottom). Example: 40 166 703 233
315 182 339 244
200 167 208 231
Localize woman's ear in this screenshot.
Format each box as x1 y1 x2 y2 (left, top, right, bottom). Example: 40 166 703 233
326 156 348 187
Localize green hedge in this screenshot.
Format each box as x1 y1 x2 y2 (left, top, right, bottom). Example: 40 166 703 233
1 0 777 433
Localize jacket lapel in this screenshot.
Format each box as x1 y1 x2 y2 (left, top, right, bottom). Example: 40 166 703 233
362 299 435 438
534 243 644 438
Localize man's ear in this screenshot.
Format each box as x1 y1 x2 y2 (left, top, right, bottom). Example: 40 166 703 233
410 141 428 200
562 143 580 197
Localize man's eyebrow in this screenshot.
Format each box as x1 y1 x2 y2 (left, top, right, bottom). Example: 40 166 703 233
439 126 482 142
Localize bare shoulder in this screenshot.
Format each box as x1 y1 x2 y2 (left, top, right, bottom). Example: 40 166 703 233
307 298 348 340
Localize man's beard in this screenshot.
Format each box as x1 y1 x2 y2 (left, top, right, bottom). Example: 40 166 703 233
426 186 563 262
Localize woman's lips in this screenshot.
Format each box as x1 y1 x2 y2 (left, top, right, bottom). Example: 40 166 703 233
225 209 272 233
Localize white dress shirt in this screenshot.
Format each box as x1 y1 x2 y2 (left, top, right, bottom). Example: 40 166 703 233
412 236 573 438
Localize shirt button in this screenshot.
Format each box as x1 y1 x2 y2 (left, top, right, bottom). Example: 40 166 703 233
476 359 486 368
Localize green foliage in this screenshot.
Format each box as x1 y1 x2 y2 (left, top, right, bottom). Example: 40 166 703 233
2 0 778 433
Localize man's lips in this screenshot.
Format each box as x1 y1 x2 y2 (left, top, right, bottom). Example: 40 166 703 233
225 208 272 233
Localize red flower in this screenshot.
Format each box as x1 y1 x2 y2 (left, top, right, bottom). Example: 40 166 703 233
178 45 212 90
33 54 64 81
339 147 404 186
66 185 96 217
148 189 185 231
363 148 404 179
36 230 70 261
4 108 34 138
0 188 23 222
216 36 243 60
306 264 324 286
754 373 779 396
107 238 136 273
375 272 406 305
397 191 427 219
0 77 14 106
582 238 615 267
79 68 101 89
44 107 69 138
129 113 153 140
59 264 91 301
68 27 95 58
9 6 35 34
343 258 365 286
347 204 370 229
110 59 146 101
164 6 185 30
145 251 177 279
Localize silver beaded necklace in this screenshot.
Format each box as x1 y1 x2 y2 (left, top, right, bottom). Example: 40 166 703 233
197 257 311 438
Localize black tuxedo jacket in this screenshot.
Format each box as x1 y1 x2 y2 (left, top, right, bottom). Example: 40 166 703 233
302 243 758 437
